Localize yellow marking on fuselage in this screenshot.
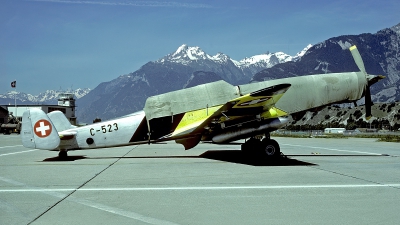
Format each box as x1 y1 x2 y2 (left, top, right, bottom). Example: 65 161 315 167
170 120 207 138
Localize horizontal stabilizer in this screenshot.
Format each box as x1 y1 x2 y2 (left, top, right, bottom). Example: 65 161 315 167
48 111 76 132
59 131 77 140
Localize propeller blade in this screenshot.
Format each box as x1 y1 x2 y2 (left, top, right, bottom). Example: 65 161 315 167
349 46 366 74
350 46 372 119
365 86 372 120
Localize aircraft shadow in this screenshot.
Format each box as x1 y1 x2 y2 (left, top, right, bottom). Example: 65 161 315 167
42 155 87 162
286 155 384 157
43 150 314 166
199 150 316 166
41 152 382 163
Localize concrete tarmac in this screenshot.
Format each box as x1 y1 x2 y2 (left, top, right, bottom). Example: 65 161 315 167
1 134 399 225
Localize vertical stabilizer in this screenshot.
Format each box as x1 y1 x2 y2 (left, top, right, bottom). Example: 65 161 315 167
21 109 60 150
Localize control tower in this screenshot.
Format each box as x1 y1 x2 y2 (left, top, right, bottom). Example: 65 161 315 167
58 93 75 107
57 93 77 125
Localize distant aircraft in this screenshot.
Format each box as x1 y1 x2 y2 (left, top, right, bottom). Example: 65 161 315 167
21 46 384 158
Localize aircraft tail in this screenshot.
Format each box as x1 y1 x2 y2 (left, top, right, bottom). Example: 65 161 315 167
48 110 76 132
21 108 60 150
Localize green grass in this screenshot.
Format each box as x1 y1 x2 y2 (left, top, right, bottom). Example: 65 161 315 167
377 135 400 143
271 133 312 138
314 134 348 139
271 133 347 139
272 132 400 142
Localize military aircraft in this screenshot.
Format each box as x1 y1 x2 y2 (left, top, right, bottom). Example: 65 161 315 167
21 46 384 158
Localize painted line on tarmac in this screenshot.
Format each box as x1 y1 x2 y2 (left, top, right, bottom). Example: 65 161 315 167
62 196 180 225
0 167 180 225
281 144 383 155
2 184 400 192
0 145 23 149
0 149 37 157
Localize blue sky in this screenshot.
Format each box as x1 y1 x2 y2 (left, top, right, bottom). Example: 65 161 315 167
1 0 400 95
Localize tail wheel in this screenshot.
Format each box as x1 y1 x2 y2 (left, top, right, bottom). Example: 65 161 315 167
58 150 68 159
261 139 280 157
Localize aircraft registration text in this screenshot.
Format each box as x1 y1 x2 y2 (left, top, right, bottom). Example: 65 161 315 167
90 123 119 136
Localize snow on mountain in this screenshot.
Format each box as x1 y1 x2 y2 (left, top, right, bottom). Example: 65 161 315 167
211 52 231 63
76 43 312 122
160 44 312 69
0 88 91 104
0 92 36 103
77 23 399 123
160 44 210 64
238 44 312 67
156 44 312 83
294 44 313 59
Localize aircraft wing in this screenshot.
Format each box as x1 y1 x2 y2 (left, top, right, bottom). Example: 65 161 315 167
163 83 291 149
225 83 291 116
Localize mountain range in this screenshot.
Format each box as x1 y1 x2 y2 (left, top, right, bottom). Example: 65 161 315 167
77 21 400 123
76 44 311 122
3 23 399 125
0 88 91 105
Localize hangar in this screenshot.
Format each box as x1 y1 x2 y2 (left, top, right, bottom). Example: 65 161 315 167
1 93 77 125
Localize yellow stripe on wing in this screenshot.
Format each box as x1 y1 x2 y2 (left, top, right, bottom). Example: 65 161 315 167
261 107 288 119
169 105 222 138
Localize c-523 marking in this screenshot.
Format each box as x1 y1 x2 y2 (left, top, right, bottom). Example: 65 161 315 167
90 123 119 136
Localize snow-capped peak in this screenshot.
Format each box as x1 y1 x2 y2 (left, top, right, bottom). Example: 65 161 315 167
211 52 231 62
174 44 188 54
237 51 293 68
167 44 211 63
0 88 91 104
294 44 313 59
156 43 313 76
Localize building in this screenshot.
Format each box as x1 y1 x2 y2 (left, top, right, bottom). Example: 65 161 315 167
0 106 8 124
324 128 346 134
1 93 77 125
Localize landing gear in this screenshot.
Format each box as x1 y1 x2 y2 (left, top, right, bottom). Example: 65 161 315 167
241 134 281 158
261 139 280 157
58 150 68 159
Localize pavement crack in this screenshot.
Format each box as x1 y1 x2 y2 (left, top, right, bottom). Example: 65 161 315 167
310 166 400 191
27 146 137 225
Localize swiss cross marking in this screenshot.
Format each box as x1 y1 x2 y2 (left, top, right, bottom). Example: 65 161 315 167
34 119 52 138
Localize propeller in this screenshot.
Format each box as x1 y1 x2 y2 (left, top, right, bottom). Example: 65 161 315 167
349 46 372 120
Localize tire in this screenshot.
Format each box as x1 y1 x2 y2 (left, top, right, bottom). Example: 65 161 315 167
261 139 280 157
241 138 261 154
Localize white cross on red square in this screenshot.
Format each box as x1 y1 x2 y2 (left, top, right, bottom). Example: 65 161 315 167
34 119 52 138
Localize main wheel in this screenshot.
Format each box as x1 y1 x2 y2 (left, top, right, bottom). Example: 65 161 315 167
261 139 280 157
58 150 68 159
241 138 261 154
